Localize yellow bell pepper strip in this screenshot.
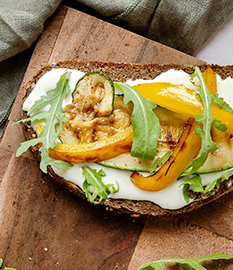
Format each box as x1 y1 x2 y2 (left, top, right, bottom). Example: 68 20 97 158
134 82 202 116
130 118 201 191
49 126 133 164
203 67 217 94
36 123 45 136
202 67 233 138
133 80 233 135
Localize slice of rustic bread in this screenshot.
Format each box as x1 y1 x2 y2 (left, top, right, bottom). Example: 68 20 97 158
20 60 233 217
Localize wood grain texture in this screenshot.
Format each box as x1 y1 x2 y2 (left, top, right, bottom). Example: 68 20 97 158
181 197 233 240
0 148 13 185
1 4 233 270
48 7 202 65
128 217 233 270
0 154 145 270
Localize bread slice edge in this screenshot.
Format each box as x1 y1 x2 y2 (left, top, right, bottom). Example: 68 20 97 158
20 60 233 217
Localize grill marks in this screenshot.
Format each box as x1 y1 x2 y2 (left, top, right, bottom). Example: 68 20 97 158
60 96 133 145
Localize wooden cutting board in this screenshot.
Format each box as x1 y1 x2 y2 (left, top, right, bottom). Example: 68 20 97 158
1 5 233 269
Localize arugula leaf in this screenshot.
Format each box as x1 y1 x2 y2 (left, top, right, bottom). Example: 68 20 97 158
138 253 233 270
181 175 204 193
180 175 205 203
180 167 233 203
211 94 233 114
15 72 73 173
182 183 191 204
185 66 226 175
148 151 171 174
114 82 161 160
82 167 119 204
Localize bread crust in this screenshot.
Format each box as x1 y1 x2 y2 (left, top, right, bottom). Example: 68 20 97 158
21 61 233 217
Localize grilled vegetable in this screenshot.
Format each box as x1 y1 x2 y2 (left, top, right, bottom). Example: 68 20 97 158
49 126 133 164
130 118 201 191
72 71 114 117
98 107 189 171
133 81 233 135
51 93 134 163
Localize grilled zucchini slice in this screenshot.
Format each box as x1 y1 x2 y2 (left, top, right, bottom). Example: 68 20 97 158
72 71 114 117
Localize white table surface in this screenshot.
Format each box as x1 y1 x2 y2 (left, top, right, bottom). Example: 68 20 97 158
194 12 233 66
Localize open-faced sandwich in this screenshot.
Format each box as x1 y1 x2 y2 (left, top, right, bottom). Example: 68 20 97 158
16 61 233 216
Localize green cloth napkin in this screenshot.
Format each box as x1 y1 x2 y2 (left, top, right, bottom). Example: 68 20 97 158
78 0 233 55
0 0 61 136
0 0 233 136
0 47 33 135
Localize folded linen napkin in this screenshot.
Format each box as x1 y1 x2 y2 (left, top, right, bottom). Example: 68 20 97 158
0 0 61 135
77 0 233 55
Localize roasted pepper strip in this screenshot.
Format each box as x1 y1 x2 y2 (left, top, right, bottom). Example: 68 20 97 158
36 123 45 136
49 126 133 164
133 77 233 135
130 118 201 191
203 67 217 95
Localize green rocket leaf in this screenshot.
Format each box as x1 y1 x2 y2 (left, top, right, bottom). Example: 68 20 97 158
114 82 161 160
138 253 233 270
185 66 226 174
15 72 73 173
82 167 119 204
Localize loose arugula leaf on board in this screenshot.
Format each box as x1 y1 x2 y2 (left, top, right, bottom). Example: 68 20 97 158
15 72 73 173
114 82 161 160
139 266 154 270
82 167 119 204
137 253 233 270
185 66 226 175
176 263 191 270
